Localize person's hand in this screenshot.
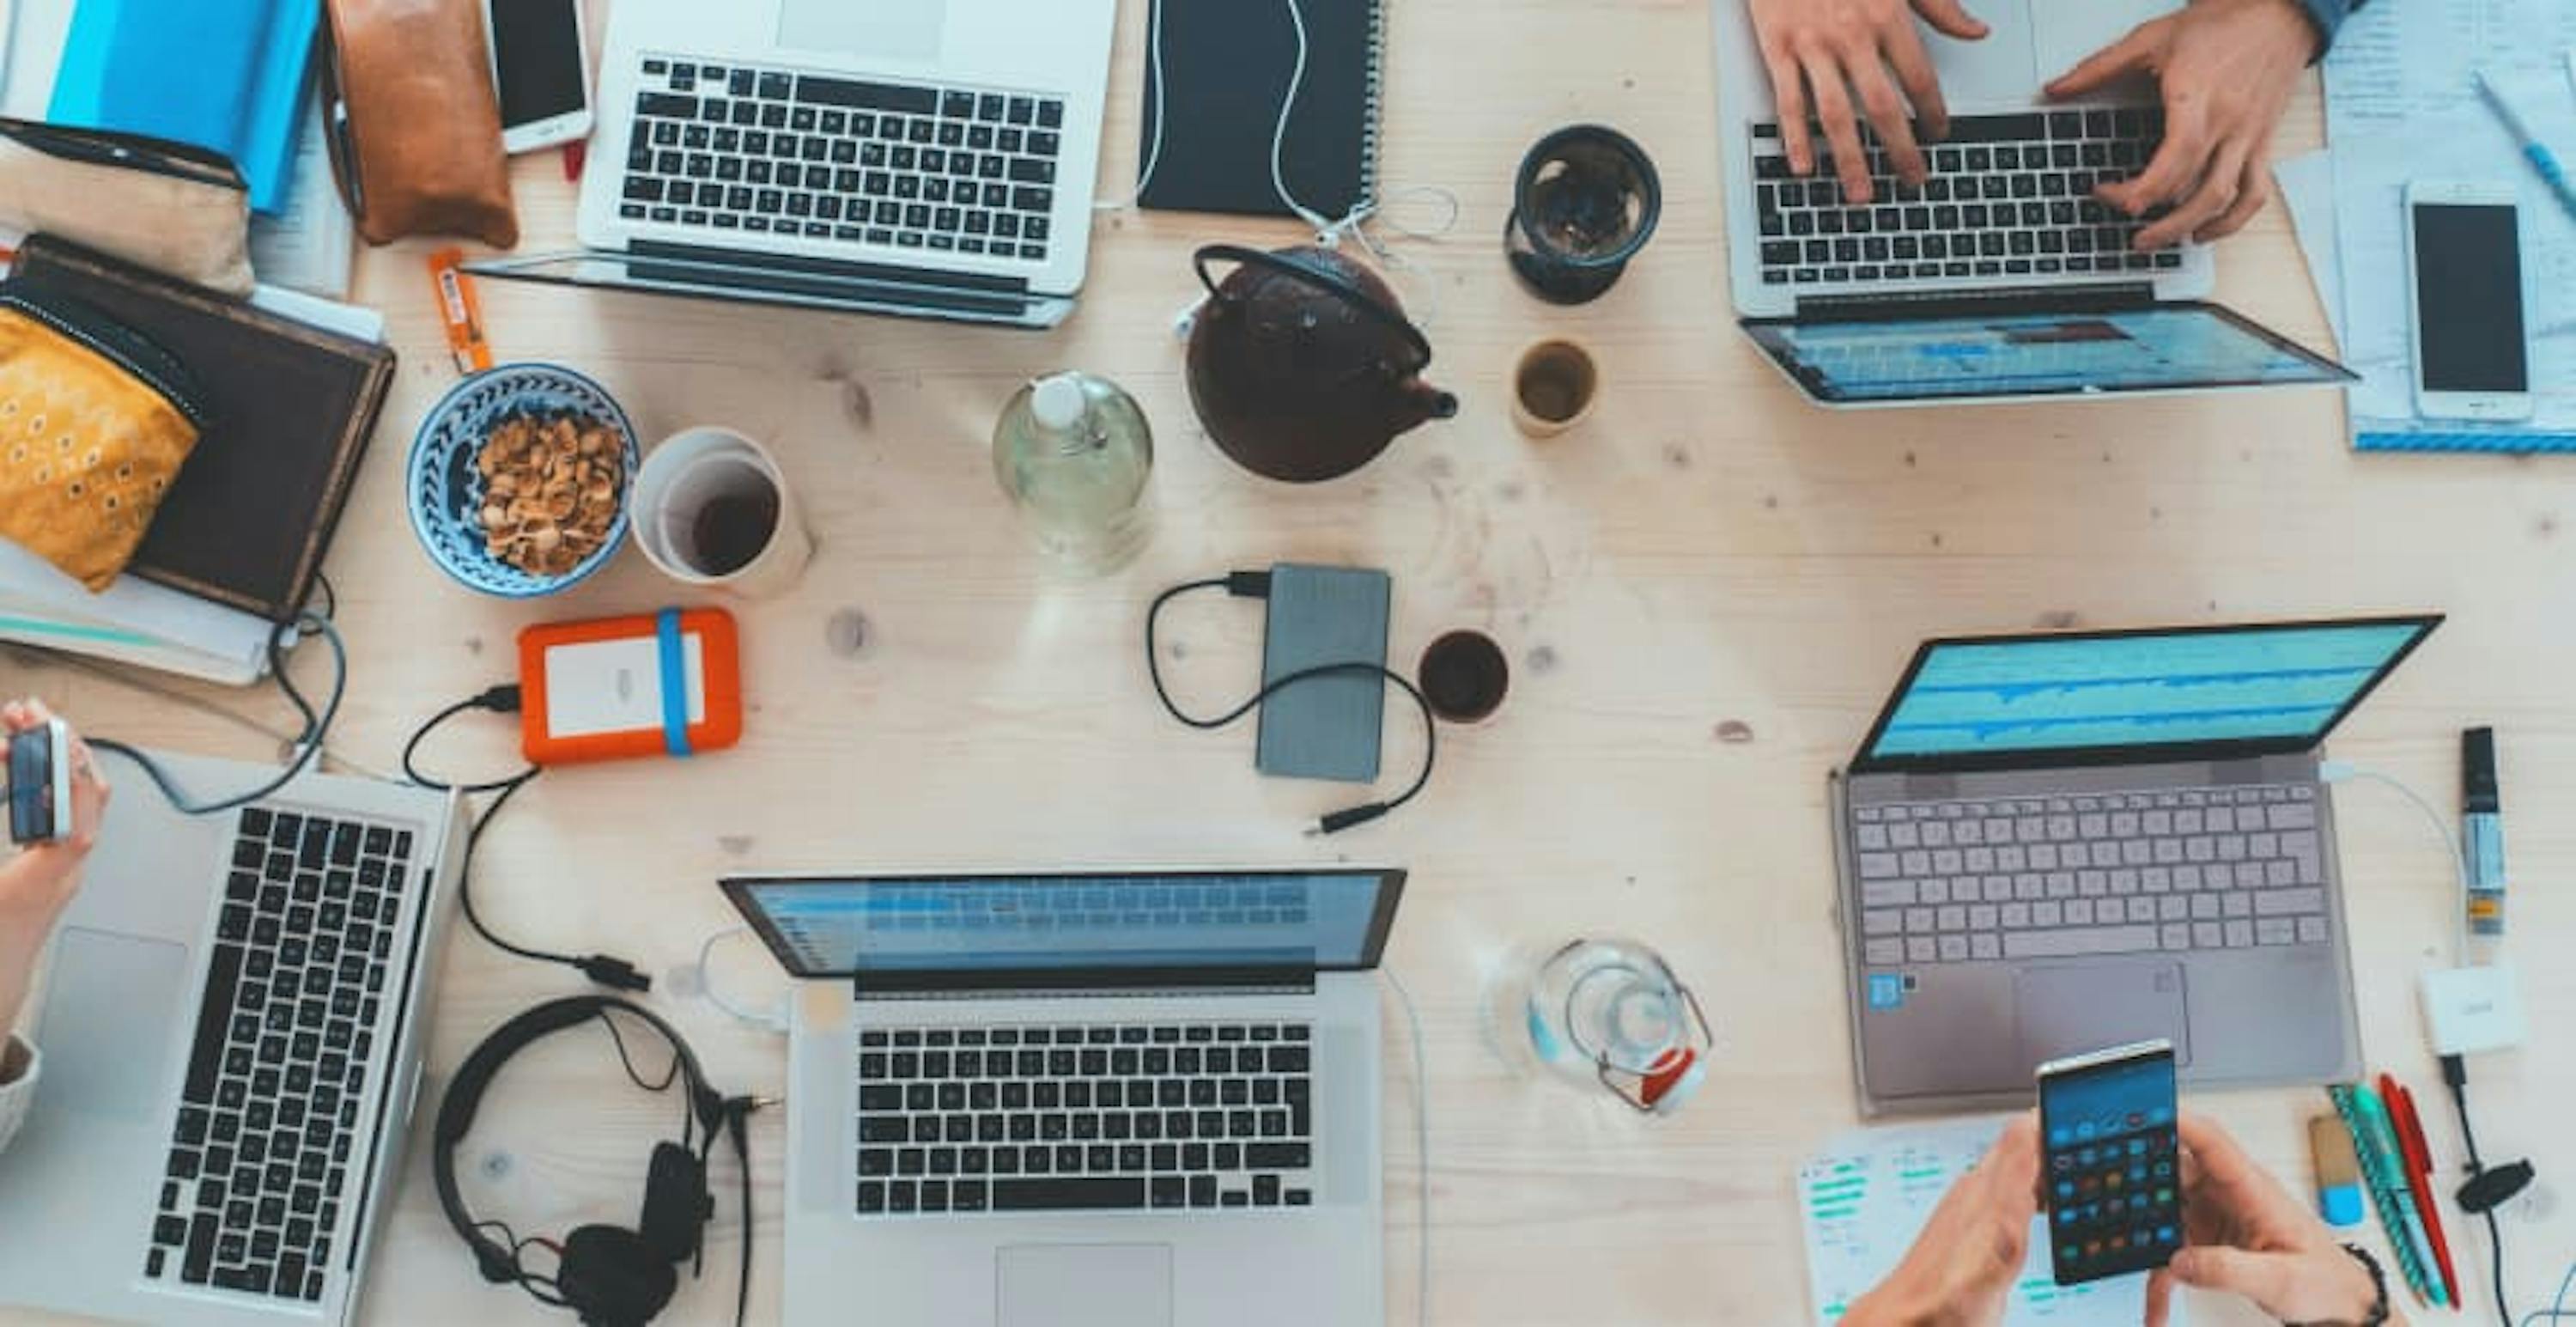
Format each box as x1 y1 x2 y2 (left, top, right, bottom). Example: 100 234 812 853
1845 1116 2039 1327
0 699 109 1036
2044 0 2318 250
1747 0 1991 204
2146 1114 2403 1327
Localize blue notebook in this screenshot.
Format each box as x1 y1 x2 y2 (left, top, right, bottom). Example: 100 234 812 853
47 0 319 214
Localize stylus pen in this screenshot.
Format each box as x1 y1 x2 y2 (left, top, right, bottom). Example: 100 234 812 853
2476 72 2576 227
2462 727 2506 944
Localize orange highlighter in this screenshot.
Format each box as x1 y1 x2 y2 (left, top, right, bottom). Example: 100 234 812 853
518 610 743 766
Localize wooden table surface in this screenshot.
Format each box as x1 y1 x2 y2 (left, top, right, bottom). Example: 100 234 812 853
10 2 2574 1324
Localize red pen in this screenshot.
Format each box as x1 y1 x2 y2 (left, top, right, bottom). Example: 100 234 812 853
2381 1074 2463 1306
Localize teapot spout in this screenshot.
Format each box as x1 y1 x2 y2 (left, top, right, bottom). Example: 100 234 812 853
1397 378 1461 429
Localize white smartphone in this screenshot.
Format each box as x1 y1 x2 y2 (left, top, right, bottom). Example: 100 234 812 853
2404 180 2534 423
487 0 593 155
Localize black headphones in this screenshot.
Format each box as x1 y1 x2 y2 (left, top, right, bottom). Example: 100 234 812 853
433 997 753 1327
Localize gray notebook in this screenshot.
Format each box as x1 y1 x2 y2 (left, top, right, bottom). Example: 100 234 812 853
1255 564 1390 782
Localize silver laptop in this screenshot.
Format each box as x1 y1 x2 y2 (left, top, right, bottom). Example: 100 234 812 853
470 0 1115 328
1709 0 2354 405
0 749 465 1324
723 868 1405 1327
1828 617 2442 1116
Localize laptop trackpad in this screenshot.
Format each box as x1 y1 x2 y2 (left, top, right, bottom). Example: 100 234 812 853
778 0 949 63
999 1245 1172 1327
2014 963 2188 1070
1927 3 2038 102
33 928 187 1124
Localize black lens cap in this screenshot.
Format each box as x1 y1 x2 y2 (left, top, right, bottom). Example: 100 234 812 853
1419 631 1509 723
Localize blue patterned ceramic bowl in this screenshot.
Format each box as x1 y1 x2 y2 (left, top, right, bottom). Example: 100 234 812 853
406 365 641 598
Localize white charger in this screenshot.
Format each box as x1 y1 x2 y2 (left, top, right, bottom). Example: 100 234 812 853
2421 962 2527 1056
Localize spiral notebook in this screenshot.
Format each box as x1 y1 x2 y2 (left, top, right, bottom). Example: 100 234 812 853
1137 0 1384 221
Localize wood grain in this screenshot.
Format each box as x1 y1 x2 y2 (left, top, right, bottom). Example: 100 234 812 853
8 2 2573 1324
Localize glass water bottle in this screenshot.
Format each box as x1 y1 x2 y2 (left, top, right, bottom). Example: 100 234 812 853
992 371 1154 574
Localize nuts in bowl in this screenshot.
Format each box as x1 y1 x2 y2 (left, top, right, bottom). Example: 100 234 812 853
476 413 626 577
407 364 641 598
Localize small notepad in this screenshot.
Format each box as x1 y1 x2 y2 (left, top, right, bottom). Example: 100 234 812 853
1138 0 1384 221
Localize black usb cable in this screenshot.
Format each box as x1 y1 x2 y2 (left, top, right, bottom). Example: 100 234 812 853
404 686 648 992
1146 571 1437 835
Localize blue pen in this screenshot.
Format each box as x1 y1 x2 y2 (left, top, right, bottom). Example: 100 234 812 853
2477 71 2576 226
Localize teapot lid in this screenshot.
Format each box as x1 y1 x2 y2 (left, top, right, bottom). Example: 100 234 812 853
1194 244 1435 372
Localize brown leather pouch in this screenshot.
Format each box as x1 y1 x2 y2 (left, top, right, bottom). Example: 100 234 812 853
319 0 519 249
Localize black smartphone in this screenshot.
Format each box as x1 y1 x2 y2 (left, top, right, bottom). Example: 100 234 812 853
6 719 72 845
2038 1038 2182 1286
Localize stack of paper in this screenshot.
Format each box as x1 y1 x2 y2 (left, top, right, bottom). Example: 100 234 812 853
2309 0 2576 450
0 283 383 685
1799 1117 2165 1326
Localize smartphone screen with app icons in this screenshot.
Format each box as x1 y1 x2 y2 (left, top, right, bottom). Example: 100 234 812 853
2038 1039 2182 1286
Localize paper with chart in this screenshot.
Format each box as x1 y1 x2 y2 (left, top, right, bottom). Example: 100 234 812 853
1800 1117 2166 1327
2323 0 2576 448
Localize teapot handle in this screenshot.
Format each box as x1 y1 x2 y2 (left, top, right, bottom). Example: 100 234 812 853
1192 244 1434 369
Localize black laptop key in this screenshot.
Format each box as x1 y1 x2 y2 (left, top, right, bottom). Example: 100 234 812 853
993 1178 1144 1212
1245 1142 1309 1171
1151 1177 1185 1208
637 92 696 120
184 943 245 1105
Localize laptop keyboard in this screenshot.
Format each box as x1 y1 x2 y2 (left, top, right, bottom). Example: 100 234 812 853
1750 111 2183 289
1854 784 2332 965
622 54 1066 263
144 807 416 1301
856 1022 1316 1218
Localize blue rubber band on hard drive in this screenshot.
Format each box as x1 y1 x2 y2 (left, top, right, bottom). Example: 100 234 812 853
657 609 692 757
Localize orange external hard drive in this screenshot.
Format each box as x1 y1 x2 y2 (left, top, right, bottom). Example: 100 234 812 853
518 609 743 765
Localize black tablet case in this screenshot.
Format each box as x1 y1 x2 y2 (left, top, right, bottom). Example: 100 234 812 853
1139 0 1383 220
13 234 395 623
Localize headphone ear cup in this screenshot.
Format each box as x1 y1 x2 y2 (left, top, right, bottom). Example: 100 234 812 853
637 1141 712 1265
556 1225 677 1327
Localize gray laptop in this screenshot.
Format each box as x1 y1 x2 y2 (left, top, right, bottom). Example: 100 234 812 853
1829 617 2442 1115
1709 0 2354 405
0 749 464 1324
723 867 1404 1327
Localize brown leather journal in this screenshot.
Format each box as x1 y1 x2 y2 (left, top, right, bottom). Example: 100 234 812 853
9 235 397 622
319 0 519 249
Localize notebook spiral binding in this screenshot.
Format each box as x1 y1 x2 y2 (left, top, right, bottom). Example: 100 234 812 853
1358 0 1386 210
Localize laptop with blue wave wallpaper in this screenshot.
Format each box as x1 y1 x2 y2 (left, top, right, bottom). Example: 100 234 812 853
1827 617 2441 1115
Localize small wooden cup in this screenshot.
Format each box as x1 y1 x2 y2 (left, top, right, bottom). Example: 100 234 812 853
1511 338 1600 437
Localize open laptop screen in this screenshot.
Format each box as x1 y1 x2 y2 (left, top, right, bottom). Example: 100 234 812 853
1741 302 2352 405
1852 618 2440 772
724 869 1406 983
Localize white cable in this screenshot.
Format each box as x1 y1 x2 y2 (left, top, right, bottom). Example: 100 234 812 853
1092 0 1169 211
2320 761 2471 965
1269 0 1336 234
1382 967 1431 1327
697 926 789 1034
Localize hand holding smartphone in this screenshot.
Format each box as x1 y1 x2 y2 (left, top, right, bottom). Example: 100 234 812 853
5 720 73 846
2038 1039 2183 1286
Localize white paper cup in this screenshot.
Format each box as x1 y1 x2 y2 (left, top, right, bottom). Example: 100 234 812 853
631 427 814 599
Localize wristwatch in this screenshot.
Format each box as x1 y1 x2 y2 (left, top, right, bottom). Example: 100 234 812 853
2289 1244 2391 1327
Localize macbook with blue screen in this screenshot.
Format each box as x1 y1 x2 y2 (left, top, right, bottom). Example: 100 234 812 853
1826 617 2440 1115
723 867 1404 1327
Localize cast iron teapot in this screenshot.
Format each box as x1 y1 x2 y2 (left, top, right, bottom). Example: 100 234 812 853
1186 243 1458 484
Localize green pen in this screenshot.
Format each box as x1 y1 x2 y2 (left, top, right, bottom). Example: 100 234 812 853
2351 1085 2449 1308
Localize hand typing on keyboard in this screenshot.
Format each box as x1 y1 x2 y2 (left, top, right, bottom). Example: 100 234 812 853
2042 0 2321 250
1745 0 1990 199
1745 0 2338 248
